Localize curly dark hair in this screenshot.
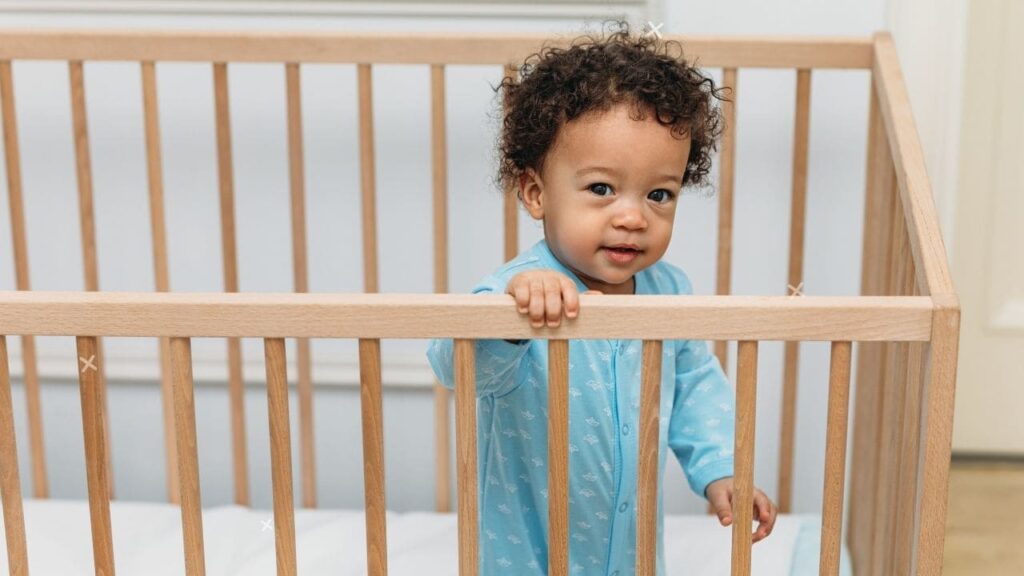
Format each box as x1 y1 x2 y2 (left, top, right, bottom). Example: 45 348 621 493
491 19 728 199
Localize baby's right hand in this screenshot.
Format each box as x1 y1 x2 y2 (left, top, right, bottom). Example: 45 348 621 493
506 270 601 328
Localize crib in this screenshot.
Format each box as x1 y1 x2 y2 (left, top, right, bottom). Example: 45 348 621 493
0 29 958 576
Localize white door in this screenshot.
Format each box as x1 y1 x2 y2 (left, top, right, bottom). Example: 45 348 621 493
951 0 1024 455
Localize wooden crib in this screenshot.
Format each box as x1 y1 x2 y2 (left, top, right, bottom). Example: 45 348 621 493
0 29 958 576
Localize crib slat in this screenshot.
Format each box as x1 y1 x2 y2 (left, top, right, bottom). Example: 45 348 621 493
502 63 519 261
141 60 180 506
0 336 29 576
69 62 116 500
453 339 479 576
848 79 892 574
714 67 738 375
358 63 380 293
358 339 389 576
169 337 206 576
76 335 116 574
1 60 49 500
264 338 298 576
548 339 569 576
779 68 812 514
872 175 906 576
818 341 851 576
636 340 663 576
430 62 452 513
213 62 250 507
731 340 757 576
285 62 317 511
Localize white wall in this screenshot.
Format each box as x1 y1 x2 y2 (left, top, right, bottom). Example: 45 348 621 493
0 1 886 521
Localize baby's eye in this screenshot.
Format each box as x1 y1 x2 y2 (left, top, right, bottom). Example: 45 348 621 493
589 183 613 196
648 189 676 203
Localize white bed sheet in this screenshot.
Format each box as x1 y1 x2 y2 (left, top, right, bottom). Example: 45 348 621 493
2 498 849 575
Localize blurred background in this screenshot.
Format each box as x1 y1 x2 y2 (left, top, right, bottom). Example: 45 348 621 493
0 0 1019 573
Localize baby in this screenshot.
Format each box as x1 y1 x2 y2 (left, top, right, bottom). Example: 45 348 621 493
427 20 776 576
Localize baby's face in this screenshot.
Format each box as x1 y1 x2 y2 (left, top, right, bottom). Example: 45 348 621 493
519 102 692 295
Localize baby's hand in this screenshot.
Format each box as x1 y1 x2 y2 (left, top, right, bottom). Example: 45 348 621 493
705 477 777 543
506 270 601 328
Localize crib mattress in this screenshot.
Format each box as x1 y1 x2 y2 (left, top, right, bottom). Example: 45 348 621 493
1 498 851 575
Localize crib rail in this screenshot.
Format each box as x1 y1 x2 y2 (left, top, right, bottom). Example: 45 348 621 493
0 28 961 576
1 292 921 576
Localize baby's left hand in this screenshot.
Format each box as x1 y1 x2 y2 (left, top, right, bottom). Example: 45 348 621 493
705 477 777 543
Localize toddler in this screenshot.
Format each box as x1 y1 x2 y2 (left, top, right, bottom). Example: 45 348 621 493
427 20 776 576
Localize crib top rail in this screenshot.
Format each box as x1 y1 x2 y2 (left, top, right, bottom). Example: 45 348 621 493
0 29 873 68
0 290 932 342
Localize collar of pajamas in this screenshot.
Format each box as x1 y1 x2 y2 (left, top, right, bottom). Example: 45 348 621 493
427 239 736 576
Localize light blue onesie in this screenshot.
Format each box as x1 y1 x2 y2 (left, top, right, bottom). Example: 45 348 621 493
426 238 736 576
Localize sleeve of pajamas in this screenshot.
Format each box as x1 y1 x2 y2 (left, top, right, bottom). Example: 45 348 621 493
426 276 531 398
661 265 737 499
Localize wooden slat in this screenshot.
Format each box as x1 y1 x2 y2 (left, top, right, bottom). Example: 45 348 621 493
714 67 738 373
453 339 479 576
358 339 388 576
0 31 874 68
0 291 934 342
285 62 316 510
430 62 451 513
69 61 116 500
779 68 811 514
213 61 250 507
141 60 179 506
892 257 924 572
872 33 955 296
169 337 206 576
913 296 960 576
869 182 906 576
358 63 379 293
548 339 569 576
636 340 663 576
819 341 851 576
1 59 48 499
0 336 29 576
502 63 519 262
731 340 758 576
76 335 115 574
264 337 297 576
847 77 893 575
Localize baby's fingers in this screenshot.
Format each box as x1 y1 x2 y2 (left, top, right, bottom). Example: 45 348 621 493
544 278 563 327
528 279 547 328
510 283 530 314
561 277 580 319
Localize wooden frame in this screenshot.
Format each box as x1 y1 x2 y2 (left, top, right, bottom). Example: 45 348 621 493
0 30 959 576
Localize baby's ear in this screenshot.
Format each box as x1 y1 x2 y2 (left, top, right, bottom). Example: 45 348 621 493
519 168 545 220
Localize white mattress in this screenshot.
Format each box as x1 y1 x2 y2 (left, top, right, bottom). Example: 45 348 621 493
1 498 851 575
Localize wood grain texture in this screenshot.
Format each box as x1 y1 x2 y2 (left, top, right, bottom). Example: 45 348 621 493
264 338 297 576
358 63 379 293
0 31 873 68
430 62 451 513
0 292 933 341
0 336 28 576
170 337 206 576
779 68 811 514
819 341 851 576
76 335 115 575
714 67 738 373
548 339 569 576
212 62 250 507
359 339 388 576
636 340 663 576
0 60 47 500
453 339 479 576
732 340 758 576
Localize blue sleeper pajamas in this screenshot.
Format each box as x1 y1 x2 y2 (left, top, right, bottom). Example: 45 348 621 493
427 239 736 576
